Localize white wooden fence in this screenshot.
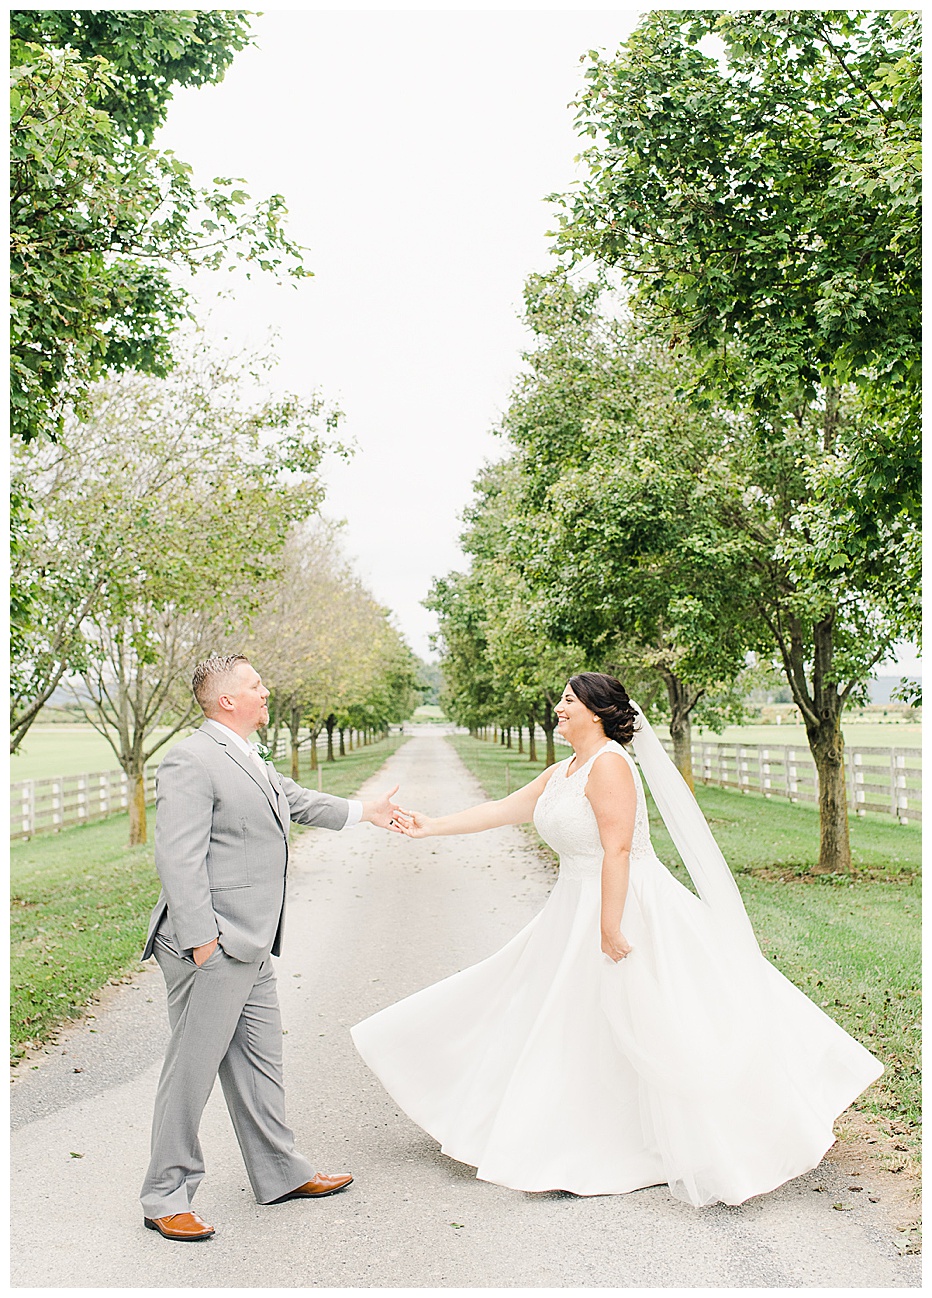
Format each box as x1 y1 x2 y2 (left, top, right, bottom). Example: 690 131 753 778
9 730 370 839
659 738 921 824
11 731 920 838
11 767 160 839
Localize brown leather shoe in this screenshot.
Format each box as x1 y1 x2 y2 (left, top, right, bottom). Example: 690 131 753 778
268 1172 354 1203
144 1211 215 1241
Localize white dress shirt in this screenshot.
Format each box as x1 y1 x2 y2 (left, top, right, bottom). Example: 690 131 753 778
203 718 362 827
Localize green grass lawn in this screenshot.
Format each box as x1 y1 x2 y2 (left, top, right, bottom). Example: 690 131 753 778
449 734 921 1150
10 734 407 1060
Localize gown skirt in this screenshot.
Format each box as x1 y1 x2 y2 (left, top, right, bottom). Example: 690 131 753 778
351 744 883 1206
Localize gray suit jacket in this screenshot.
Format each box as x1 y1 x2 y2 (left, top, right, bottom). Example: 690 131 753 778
142 723 351 964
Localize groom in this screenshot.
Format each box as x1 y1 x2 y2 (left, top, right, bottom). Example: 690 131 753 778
140 653 402 1241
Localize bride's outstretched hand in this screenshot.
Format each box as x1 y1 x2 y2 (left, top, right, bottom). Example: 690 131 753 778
391 808 434 838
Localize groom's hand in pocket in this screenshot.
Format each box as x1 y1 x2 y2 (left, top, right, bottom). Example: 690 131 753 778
192 937 220 966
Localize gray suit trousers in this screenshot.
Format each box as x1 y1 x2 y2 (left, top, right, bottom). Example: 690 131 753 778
139 936 315 1218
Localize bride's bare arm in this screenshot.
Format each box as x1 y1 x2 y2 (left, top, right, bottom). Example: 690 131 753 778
395 766 554 837
586 752 637 962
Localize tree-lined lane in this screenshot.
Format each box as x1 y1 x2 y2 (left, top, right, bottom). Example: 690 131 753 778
10 732 918 1287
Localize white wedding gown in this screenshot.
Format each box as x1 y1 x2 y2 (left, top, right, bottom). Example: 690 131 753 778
351 741 883 1206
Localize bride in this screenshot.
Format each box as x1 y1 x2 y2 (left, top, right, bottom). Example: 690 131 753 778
351 673 882 1207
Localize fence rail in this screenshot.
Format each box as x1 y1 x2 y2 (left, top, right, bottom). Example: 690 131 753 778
9 728 382 839
659 738 921 824
11 767 160 839
11 731 920 838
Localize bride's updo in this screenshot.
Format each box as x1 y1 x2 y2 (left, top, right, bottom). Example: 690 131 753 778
569 673 639 746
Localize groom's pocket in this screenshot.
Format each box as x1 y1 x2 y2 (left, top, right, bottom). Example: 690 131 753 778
207 821 251 891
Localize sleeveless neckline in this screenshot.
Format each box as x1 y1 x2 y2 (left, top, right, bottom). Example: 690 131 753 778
563 739 615 780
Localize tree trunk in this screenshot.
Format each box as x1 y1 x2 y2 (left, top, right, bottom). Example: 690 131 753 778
671 713 693 788
527 714 537 763
500 727 507 746
506 727 512 748
325 713 336 762
517 725 524 754
764 607 853 875
269 698 282 763
541 707 556 768
808 715 852 874
658 668 702 792
128 769 147 846
290 706 302 780
339 728 346 757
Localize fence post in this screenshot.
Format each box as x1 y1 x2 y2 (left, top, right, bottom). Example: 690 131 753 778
787 749 799 802
894 749 909 823
893 747 903 815
51 777 62 830
853 751 865 814
20 781 34 837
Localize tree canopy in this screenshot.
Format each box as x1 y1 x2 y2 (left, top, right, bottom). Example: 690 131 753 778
552 8 920 625
10 10 306 445
11 10 253 143
555 9 920 405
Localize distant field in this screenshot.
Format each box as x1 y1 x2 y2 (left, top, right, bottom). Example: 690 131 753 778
11 716 920 786
695 722 921 749
10 726 190 784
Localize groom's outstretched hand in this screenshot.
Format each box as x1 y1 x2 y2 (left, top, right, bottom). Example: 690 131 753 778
361 785 406 832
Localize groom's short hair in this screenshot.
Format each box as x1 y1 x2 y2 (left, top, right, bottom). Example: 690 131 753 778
192 653 250 714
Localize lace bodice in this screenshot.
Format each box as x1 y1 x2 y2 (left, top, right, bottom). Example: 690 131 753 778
532 740 653 880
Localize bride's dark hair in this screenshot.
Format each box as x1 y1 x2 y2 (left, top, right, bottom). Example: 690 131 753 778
568 673 639 746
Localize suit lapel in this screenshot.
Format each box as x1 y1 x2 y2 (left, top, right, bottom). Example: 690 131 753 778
200 723 288 829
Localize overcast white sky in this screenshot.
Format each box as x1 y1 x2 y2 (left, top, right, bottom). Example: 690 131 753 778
156 7 919 677
155 8 642 660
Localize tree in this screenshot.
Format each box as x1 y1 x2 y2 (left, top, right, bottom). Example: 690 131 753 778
10 28 307 447
414 660 444 708
11 10 253 144
247 522 419 775
553 9 920 633
556 10 919 402
426 570 499 740
495 276 760 785
10 12 312 718
548 13 920 868
428 458 588 768
12 339 339 842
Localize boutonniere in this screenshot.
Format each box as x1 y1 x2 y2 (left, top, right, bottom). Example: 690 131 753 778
255 741 271 760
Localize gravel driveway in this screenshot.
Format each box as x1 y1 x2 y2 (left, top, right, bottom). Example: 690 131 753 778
9 730 919 1287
